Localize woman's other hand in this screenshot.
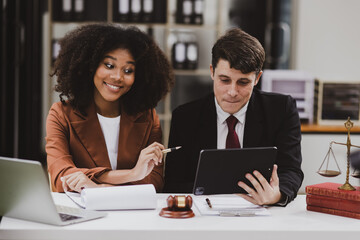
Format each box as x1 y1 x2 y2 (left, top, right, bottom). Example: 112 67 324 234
61 171 97 193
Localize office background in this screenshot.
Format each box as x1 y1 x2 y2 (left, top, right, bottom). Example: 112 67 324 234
1 0 360 193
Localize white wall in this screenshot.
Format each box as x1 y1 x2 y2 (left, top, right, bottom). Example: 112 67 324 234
300 134 360 194
293 0 360 193
293 0 360 81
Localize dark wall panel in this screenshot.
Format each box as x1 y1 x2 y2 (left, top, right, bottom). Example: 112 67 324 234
0 0 45 163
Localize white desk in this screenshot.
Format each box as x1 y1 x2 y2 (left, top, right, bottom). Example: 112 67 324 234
0 193 359 240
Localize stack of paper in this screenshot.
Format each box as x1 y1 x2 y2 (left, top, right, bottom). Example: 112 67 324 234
193 195 270 216
65 184 157 210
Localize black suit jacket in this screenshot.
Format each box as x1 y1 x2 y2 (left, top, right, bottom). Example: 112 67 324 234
164 88 304 204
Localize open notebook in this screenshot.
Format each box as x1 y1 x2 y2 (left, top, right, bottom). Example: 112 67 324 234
193 195 270 217
0 156 106 226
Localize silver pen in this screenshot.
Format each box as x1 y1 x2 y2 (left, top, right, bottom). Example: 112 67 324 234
219 210 257 217
162 146 182 153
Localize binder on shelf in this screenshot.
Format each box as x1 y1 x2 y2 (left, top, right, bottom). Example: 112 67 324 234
130 0 142 23
61 0 72 21
73 0 85 21
182 0 193 24
193 0 204 25
114 0 130 22
186 42 198 70
176 0 193 24
113 0 165 23
176 0 204 25
53 0 107 22
171 31 199 70
172 42 187 69
142 0 154 23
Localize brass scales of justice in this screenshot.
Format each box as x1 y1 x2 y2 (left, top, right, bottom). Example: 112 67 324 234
317 117 360 191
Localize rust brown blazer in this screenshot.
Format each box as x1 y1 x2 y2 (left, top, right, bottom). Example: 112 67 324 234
46 101 164 192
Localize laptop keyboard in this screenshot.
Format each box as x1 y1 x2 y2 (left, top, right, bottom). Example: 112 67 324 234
59 213 81 221
56 205 83 222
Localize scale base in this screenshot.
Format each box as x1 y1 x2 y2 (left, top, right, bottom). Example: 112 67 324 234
338 182 356 191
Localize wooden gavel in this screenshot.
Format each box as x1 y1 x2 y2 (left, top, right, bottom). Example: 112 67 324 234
166 195 193 211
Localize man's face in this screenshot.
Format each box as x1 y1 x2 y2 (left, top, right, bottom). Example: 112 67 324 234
210 59 262 114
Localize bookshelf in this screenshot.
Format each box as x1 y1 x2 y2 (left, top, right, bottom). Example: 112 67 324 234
46 0 227 146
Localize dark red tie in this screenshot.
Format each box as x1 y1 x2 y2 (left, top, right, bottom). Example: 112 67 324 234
226 115 240 149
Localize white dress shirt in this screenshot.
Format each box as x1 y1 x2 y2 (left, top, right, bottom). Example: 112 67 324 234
97 114 120 170
215 97 248 149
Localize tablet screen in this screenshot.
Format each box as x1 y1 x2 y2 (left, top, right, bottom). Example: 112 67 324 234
193 147 277 195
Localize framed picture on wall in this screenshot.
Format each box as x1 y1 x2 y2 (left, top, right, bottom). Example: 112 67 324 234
317 81 360 125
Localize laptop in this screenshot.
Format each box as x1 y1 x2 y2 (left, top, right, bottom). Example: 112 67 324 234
193 147 277 195
0 156 106 226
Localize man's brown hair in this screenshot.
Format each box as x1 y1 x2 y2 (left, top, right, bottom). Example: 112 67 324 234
212 28 265 76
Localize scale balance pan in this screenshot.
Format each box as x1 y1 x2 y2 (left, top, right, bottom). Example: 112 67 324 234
317 170 341 177
351 170 360 178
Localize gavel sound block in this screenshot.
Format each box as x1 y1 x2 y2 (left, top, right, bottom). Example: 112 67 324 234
159 195 195 218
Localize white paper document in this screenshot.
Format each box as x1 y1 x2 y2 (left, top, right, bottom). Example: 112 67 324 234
65 184 157 210
194 195 271 217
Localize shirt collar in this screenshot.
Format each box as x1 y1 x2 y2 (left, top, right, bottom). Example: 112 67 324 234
214 97 249 125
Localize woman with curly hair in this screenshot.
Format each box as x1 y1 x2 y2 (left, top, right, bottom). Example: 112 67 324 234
46 23 174 193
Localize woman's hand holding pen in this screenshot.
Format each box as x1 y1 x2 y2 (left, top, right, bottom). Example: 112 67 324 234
61 143 182 191
131 142 165 181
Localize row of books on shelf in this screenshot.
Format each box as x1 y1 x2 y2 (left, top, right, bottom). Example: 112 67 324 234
52 0 204 25
305 182 360 219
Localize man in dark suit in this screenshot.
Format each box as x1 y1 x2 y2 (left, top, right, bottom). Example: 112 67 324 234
164 28 304 206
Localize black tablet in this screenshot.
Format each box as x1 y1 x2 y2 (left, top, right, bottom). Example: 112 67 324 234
193 147 277 195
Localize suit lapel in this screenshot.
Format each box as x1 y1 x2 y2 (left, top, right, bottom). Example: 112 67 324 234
197 94 217 150
243 91 264 148
117 111 149 168
70 103 111 168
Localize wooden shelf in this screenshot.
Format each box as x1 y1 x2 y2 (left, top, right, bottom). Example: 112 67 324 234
301 124 360 133
167 24 217 31
174 69 210 76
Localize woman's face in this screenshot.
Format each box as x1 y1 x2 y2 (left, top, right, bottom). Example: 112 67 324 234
93 48 135 107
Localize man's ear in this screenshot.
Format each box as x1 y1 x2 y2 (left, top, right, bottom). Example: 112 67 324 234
210 64 215 80
254 71 263 86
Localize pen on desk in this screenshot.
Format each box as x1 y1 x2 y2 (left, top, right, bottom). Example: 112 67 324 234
162 146 182 153
206 198 212 208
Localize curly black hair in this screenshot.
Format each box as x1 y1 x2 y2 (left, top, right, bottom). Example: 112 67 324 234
52 23 174 115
